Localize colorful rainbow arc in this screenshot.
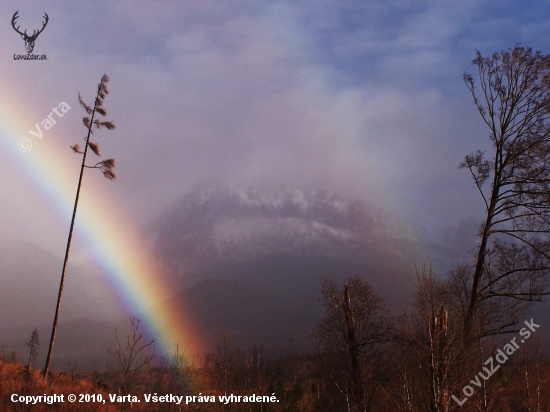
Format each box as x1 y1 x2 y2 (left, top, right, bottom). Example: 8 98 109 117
0 84 201 362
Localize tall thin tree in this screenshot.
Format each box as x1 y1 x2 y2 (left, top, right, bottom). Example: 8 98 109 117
43 74 116 376
462 46 550 336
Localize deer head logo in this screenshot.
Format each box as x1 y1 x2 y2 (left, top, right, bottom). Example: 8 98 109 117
11 11 49 54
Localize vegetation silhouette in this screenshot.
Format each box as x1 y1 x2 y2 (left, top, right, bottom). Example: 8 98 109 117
43 74 116 377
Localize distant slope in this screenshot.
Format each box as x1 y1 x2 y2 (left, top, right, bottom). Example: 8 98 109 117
0 243 124 371
149 188 440 351
0 243 120 329
153 252 413 352
2 319 119 372
152 187 426 279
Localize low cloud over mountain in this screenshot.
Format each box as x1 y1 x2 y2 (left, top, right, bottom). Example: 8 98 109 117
153 187 420 277
0 188 484 368
150 187 458 350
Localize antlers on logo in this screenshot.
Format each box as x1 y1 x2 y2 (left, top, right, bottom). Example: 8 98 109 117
11 11 49 54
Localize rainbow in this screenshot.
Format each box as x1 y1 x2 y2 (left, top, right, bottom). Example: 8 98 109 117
0 79 201 362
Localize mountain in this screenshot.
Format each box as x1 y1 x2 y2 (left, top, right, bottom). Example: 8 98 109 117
150 187 437 351
0 188 492 369
151 187 550 352
152 187 424 277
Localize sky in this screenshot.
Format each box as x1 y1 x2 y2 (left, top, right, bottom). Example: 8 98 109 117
3 0 550 244
2 0 550 356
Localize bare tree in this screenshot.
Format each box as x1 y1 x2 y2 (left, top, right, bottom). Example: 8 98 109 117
462 46 550 335
43 74 117 376
390 268 471 412
167 343 207 411
168 343 194 398
211 333 259 412
312 276 394 412
508 335 549 412
113 316 155 399
25 327 40 370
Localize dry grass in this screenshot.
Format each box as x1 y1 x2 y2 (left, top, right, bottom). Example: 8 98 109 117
0 361 120 411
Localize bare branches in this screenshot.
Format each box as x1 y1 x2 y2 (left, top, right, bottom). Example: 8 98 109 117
78 92 92 114
113 316 155 398
70 144 82 154
312 276 394 411
74 74 116 180
43 74 120 376
459 150 491 210
392 267 472 412
463 46 550 334
84 158 116 180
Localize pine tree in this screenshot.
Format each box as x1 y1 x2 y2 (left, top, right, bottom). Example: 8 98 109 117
26 327 40 370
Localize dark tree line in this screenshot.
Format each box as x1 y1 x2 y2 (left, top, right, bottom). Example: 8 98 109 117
310 45 550 412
